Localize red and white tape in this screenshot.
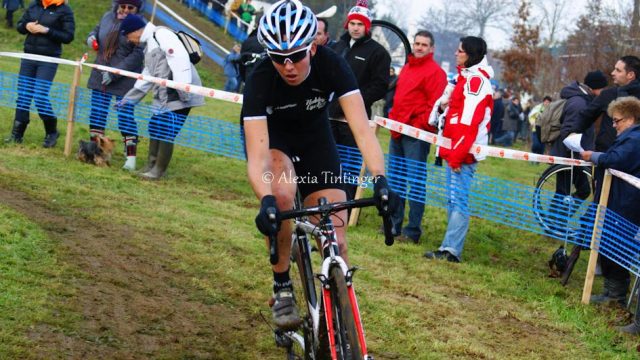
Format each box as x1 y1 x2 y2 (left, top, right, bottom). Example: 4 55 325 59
0 51 244 105
374 116 592 167
610 169 640 190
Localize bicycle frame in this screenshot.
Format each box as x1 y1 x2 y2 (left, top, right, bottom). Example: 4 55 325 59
271 196 393 360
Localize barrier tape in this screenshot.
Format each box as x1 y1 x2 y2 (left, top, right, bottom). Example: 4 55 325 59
610 169 640 190
0 51 244 105
374 116 592 167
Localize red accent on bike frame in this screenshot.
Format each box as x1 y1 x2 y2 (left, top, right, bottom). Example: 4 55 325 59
322 287 338 360
347 284 368 356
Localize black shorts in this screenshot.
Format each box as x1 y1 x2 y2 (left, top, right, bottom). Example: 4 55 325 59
269 123 344 199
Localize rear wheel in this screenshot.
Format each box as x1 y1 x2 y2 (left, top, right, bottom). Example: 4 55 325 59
532 164 593 238
329 266 362 360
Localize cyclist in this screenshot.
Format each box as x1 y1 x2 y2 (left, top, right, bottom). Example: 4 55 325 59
242 0 393 331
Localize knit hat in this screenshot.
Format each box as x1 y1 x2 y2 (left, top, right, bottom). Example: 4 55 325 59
344 0 372 32
584 70 608 90
117 0 142 8
120 14 146 35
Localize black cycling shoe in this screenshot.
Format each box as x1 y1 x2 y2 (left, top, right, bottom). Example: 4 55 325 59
43 132 60 148
271 288 303 331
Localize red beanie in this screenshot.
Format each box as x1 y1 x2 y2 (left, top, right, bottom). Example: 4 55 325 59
344 0 372 32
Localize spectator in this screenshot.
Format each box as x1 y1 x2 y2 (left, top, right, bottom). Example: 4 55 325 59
238 0 254 31
328 0 390 201
224 43 241 92
576 56 640 307
489 88 504 144
383 66 397 118
550 70 608 198
387 30 447 243
424 36 494 263
528 95 551 154
86 0 144 171
494 96 521 147
118 14 205 180
580 97 640 330
5 0 75 148
3 0 24 28
314 17 335 47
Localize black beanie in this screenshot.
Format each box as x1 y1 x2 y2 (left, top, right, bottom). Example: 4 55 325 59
120 14 146 35
584 70 608 90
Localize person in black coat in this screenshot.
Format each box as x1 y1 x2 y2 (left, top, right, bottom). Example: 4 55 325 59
580 97 640 329
327 0 390 201
5 0 74 148
3 0 24 27
86 0 145 171
550 71 608 198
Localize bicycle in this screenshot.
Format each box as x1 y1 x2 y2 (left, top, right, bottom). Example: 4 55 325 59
268 194 394 360
532 163 593 285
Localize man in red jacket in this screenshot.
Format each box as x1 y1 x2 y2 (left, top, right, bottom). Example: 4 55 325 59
387 30 447 243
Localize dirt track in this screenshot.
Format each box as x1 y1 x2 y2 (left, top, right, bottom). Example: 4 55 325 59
0 186 260 359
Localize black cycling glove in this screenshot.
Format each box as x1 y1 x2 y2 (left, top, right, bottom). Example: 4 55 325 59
255 195 280 236
373 175 397 216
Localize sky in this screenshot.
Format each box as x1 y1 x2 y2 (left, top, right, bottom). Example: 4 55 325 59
379 0 594 50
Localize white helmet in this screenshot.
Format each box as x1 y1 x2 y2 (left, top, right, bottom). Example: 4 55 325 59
258 0 318 52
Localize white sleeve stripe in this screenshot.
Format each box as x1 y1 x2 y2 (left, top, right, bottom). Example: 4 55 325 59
339 89 361 99
244 116 268 121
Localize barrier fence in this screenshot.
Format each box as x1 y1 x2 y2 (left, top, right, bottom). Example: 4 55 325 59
0 56 638 293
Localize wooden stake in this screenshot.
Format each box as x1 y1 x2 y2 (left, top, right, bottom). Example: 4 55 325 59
150 0 159 23
63 61 82 157
348 123 380 226
582 170 613 304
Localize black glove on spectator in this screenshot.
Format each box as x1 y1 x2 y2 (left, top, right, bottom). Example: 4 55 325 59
373 175 397 216
255 195 280 236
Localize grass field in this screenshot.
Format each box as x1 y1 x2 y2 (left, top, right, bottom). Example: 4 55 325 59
1 1 640 359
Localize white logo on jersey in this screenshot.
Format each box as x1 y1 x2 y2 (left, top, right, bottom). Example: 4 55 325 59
306 97 327 111
354 56 366 61
274 103 297 111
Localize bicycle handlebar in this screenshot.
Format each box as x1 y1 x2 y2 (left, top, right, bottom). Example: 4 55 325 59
267 196 394 264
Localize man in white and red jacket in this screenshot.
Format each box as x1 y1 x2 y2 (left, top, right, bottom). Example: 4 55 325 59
387 30 447 243
424 36 494 262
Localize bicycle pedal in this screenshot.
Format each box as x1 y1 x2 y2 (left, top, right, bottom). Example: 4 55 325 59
274 329 293 348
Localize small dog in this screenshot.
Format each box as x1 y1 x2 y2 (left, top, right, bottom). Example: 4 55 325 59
77 136 115 167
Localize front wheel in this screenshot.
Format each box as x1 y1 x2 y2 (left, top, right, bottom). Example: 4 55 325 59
329 266 362 360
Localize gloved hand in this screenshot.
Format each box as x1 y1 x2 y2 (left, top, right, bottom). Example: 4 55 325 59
114 98 128 110
255 195 280 237
87 35 98 50
101 72 113 86
178 90 191 103
373 175 397 217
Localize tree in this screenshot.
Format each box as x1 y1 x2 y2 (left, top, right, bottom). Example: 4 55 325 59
416 7 469 70
533 0 568 47
495 0 540 95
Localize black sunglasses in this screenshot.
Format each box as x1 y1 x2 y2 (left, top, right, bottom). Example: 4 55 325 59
267 45 311 65
118 4 137 10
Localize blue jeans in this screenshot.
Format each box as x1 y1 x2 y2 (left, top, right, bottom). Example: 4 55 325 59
14 59 59 132
89 90 138 137
531 128 545 154
224 75 239 92
439 162 477 260
388 135 430 240
493 130 515 147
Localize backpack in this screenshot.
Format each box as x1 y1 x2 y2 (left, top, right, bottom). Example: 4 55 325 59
538 98 567 144
153 27 203 65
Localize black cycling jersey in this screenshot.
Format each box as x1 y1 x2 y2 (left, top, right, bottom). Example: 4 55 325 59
242 45 359 131
242 46 360 197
